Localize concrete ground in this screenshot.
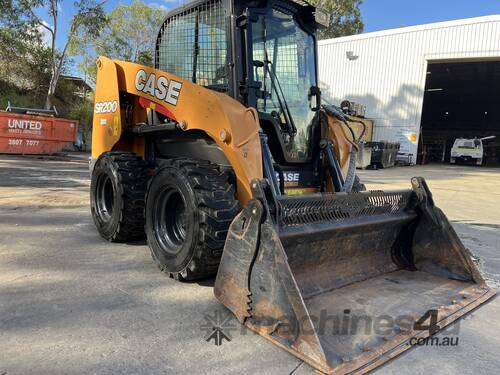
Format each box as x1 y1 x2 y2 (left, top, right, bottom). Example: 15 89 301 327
0 155 498 375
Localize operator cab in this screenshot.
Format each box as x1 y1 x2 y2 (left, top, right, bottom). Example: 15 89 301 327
155 0 328 167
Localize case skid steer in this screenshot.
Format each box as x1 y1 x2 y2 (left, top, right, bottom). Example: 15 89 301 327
90 0 494 372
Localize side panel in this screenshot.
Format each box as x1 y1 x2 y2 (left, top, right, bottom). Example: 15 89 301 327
92 57 263 204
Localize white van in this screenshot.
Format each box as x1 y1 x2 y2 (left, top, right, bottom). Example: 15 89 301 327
450 136 495 165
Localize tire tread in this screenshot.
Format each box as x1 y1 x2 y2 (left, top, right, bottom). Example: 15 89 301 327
148 158 238 281
93 152 149 242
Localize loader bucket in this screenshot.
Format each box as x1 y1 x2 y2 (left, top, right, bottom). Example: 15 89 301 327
214 177 495 374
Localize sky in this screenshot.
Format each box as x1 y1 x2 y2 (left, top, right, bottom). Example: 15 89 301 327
360 0 500 32
46 0 500 44
38 0 500 74
150 0 500 32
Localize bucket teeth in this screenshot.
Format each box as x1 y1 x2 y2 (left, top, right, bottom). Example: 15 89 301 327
214 200 264 322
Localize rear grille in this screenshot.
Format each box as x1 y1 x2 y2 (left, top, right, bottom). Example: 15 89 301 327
277 190 414 227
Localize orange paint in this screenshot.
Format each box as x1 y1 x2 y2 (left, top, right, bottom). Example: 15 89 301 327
92 57 263 205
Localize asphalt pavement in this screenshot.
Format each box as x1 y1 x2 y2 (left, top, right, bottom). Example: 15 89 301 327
0 155 498 374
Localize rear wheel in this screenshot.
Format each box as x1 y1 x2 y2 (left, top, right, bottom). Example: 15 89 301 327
145 158 239 281
90 152 149 242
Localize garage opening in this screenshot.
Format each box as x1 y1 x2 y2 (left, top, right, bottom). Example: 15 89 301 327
418 60 500 166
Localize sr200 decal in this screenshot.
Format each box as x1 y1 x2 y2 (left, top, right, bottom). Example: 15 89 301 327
95 101 118 114
135 70 182 106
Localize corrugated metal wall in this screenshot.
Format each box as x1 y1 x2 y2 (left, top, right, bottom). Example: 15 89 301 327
318 16 500 163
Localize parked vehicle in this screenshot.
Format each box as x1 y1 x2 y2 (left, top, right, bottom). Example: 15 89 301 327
450 136 496 165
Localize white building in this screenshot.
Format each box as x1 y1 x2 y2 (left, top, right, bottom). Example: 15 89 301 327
318 16 500 164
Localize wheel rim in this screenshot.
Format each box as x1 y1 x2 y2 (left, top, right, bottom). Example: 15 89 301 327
154 187 187 255
96 174 114 222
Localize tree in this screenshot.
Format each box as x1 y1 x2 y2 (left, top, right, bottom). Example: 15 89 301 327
75 0 166 80
67 93 94 150
0 2 52 107
9 0 106 108
309 0 364 39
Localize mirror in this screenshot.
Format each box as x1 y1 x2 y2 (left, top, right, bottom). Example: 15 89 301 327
309 86 321 111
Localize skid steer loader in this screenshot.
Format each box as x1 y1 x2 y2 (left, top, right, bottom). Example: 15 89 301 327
90 0 495 372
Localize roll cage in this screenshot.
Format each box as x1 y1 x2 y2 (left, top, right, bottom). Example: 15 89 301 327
155 0 323 164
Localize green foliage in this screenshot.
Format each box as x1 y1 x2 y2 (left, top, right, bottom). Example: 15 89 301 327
0 80 36 109
67 95 94 146
0 3 51 108
45 67 94 139
103 0 164 62
0 1 100 114
75 0 166 80
71 0 107 39
309 0 363 39
68 98 93 127
2 0 106 108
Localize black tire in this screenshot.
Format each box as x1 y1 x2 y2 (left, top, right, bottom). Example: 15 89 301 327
90 152 149 242
145 158 238 281
352 175 367 192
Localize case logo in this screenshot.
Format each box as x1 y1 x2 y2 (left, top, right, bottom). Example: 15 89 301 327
135 69 182 106
276 172 300 182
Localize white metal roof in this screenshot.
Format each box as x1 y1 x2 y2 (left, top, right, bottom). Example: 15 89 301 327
318 15 500 45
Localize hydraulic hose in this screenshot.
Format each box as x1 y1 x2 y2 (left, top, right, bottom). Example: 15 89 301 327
343 148 358 193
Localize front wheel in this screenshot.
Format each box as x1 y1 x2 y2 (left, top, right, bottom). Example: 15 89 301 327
145 158 239 281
